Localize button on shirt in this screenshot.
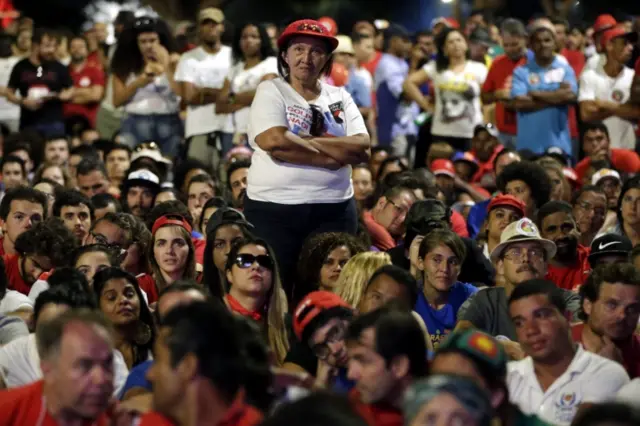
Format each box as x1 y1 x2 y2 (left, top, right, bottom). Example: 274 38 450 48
512 56 577 155
507 345 629 426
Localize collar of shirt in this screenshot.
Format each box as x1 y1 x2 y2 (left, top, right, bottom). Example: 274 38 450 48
516 345 591 394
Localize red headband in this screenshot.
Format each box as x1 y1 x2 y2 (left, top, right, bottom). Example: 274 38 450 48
151 215 193 235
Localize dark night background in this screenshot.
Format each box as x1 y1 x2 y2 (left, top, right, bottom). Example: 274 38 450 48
11 0 640 33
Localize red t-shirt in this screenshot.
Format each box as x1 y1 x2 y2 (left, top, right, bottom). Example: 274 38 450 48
362 210 397 251
0 380 110 426
3 254 30 295
0 236 5 257
137 274 159 304
574 149 640 181
545 245 591 291
571 322 640 379
349 390 403 426
561 48 585 78
193 237 205 265
481 54 526 135
450 210 470 238
361 51 383 78
63 63 105 127
137 398 262 426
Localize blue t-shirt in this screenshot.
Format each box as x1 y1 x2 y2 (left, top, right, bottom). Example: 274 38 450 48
415 282 478 348
118 360 152 399
374 53 412 145
511 55 577 155
345 68 372 109
333 367 355 394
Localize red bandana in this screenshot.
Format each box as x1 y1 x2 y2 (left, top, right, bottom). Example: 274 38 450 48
225 294 263 322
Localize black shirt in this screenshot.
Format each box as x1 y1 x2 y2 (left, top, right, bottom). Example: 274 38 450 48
387 237 495 287
8 58 72 129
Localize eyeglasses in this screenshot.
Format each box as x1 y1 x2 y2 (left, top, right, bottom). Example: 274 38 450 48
388 199 409 216
503 247 544 263
576 201 606 217
234 253 274 270
310 323 346 360
297 23 325 34
309 104 325 137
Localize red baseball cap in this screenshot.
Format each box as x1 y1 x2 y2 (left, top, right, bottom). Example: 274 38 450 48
430 159 456 178
601 25 638 48
152 215 193 235
277 19 339 51
593 14 617 33
487 194 526 218
293 291 351 342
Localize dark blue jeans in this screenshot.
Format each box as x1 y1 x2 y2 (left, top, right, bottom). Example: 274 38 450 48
243 197 358 305
121 113 183 156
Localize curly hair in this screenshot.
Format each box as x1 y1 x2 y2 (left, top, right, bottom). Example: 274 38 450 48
14 217 79 267
296 232 368 293
496 160 552 210
117 212 151 275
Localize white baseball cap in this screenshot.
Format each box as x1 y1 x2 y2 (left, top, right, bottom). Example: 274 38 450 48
591 168 621 186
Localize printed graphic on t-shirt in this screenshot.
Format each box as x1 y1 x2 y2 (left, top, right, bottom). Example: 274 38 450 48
430 328 451 348
438 80 475 124
553 390 581 424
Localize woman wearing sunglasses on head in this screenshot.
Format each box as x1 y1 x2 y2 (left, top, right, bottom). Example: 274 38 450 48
245 19 370 304
137 215 198 304
224 236 289 365
111 17 182 155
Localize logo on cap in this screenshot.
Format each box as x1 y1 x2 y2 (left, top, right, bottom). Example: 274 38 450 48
517 219 538 236
469 333 498 357
598 241 621 250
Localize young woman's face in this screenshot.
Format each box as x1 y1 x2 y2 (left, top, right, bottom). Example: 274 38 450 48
419 244 461 292
137 31 160 60
76 251 112 286
212 224 244 272
622 188 640 227
153 226 190 276
42 165 65 186
99 277 141 326
505 180 534 214
444 30 468 59
284 35 330 82
319 245 352 290
240 25 262 58
226 244 273 297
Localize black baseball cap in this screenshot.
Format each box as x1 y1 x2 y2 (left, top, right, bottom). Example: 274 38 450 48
205 207 253 237
385 23 410 40
469 27 492 46
473 123 499 138
541 147 570 166
588 234 633 267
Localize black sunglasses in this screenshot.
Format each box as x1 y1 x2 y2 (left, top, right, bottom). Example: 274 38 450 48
234 253 274 270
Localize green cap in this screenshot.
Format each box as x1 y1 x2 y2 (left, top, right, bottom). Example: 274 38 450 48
436 329 507 379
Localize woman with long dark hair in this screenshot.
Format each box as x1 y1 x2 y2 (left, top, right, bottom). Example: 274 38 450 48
93 267 155 369
215 22 277 153
403 27 488 151
111 17 182 154
244 19 370 303
603 175 640 246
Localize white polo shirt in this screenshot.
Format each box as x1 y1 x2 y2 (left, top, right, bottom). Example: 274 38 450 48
578 64 636 150
507 345 629 426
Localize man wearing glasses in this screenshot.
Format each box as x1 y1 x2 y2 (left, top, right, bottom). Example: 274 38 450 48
572 185 608 248
362 185 416 251
457 218 580 359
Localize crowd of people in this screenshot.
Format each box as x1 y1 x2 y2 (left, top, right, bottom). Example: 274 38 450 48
0 5 638 426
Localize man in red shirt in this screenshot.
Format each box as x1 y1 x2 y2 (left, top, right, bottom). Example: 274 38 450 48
574 122 640 183
481 18 527 149
364 186 416 251
0 187 47 256
4 218 77 295
553 17 585 76
346 304 428 426
138 302 263 426
574 263 640 378
0 309 115 426
63 35 105 128
538 201 590 291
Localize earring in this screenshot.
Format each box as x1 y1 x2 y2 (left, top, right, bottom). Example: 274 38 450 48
134 321 152 346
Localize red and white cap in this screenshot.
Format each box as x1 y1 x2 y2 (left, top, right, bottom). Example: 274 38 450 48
591 168 621 186
430 159 456 178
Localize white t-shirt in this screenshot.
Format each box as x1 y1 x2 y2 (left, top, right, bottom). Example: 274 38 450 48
224 56 278 134
507 345 629 425
578 65 636 150
583 53 606 75
174 45 233 137
0 57 20 121
354 67 373 93
422 60 488 139
248 78 367 204
0 290 33 314
0 334 129 397
617 377 640 405
124 72 180 116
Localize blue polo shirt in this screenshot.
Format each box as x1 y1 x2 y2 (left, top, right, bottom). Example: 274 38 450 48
414 281 478 349
511 55 577 155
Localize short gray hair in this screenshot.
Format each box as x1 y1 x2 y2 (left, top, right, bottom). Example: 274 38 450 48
501 18 527 38
36 309 113 361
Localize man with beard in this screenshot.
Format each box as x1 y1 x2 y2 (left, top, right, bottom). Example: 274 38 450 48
63 35 105 128
362 186 416 251
52 189 94 243
507 279 629 426
227 159 249 210
121 169 160 219
5 28 74 135
572 185 607 248
176 8 232 170
458 218 581 357
574 263 640 378
537 201 591 291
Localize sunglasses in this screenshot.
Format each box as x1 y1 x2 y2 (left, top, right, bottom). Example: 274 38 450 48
234 253 274 270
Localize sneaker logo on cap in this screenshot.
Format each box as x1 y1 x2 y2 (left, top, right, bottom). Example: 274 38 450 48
598 241 620 250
